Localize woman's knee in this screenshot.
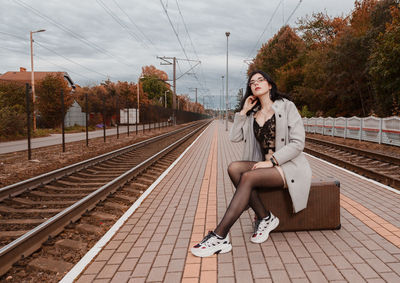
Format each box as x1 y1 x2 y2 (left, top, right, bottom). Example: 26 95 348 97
239 171 255 186
227 161 241 177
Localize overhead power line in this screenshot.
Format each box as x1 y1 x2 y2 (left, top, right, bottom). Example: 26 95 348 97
0 31 109 80
159 0 207 94
112 0 158 51
13 0 135 69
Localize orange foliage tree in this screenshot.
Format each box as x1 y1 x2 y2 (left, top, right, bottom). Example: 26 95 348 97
36 74 72 128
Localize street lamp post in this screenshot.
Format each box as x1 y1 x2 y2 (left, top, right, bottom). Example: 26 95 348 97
30 29 45 132
221 75 224 121
136 74 144 134
225 32 230 131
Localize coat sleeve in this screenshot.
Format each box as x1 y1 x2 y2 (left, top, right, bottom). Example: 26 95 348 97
229 112 247 142
272 101 305 165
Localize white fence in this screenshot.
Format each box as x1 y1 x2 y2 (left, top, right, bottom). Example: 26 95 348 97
303 116 400 146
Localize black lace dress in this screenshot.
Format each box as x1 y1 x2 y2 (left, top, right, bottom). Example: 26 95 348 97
253 114 276 160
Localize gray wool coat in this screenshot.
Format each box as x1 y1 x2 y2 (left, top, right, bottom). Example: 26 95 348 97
229 98 312 213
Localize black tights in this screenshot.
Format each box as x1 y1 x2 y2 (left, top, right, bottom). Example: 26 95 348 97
214 161 284 238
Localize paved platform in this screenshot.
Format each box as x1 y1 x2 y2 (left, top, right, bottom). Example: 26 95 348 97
68 120 400 282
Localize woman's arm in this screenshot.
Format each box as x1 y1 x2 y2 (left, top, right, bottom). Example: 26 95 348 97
272 101 305 165
229 112 247 142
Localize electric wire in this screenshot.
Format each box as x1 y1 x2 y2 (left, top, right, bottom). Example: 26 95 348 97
13 0 136 69
174 0 209 98
96 0 149 49
159 0 208 100
112 0 158 51
0 43 93 81
0 31 110 80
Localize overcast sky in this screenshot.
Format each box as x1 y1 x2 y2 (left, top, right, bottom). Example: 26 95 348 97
1 0 355 108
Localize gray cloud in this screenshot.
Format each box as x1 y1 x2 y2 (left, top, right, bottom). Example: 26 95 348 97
1 0 355 107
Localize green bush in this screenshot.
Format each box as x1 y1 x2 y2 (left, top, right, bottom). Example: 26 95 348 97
0 106 26 140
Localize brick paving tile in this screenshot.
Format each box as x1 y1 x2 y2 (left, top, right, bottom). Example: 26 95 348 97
137 251 157 263
285 263 307 279
329 255 352 269
310 252 332 266
130 263 151 277
265 254 285 270
201 257 217 271
108 252 128 265
146 266 167 282
97 264 119 279
248 251 267 264
200 270 217 283
354 263 380 279
167 258 186 273
105 240 122 250
319 265 344 281
118 258 138 272
116 242 135 253
127 277 145 283
387 262 400 275
163 272 182 283
367 279 386 283
183 263 200 278
126 247 145 258
235 270 253 282
93 279 111 283
298 257 319 272
278 251 298 264
251 263 270 279
380 272 400 282
83 260 107 275
270 270 291 282
152 254 170 267
233 256 251 271
110 271 131 283
76 274 96 283
217 262 234 277
291 279 310 283
218 277 236 283
306 271 328 282
95 249 115 261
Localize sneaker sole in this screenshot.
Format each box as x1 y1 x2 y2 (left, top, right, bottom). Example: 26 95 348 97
191 244 232 257
250 217 280 244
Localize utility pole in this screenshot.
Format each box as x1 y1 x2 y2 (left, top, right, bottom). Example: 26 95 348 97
30 29 45 132
157 56 201 125
189 88 198 104
225 32 230 131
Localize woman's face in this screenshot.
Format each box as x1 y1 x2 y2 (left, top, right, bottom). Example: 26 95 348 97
249 73 271 97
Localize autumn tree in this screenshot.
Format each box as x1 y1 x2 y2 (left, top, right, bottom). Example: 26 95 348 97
369 4 400 115
36 74 72 128
0 82 27 139
249 25 305 81
141 65 171 106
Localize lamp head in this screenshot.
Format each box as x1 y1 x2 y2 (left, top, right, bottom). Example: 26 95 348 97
225 32 230 37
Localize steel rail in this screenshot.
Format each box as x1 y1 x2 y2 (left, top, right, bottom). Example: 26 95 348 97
304 146 400 189
0 120 210 277
0 120 207 201
306 137 400 166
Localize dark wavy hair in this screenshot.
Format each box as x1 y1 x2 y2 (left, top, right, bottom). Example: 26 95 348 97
239 70 291 115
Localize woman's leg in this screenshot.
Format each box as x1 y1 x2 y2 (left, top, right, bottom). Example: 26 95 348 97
227 161 270 220
215 167 284 238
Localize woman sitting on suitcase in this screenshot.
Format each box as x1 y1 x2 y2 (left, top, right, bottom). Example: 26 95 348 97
191 70 312 257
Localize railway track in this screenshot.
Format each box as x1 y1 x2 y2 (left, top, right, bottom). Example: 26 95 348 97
305 136 400 189
0 120 210 281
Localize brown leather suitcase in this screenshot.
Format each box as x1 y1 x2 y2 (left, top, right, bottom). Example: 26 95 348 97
258 177 341 232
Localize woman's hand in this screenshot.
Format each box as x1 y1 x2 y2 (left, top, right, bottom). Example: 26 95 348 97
240 95 258 115
251 160 273 170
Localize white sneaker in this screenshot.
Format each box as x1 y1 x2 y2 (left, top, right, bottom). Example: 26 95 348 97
191 231 232 257
250 213 279 244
